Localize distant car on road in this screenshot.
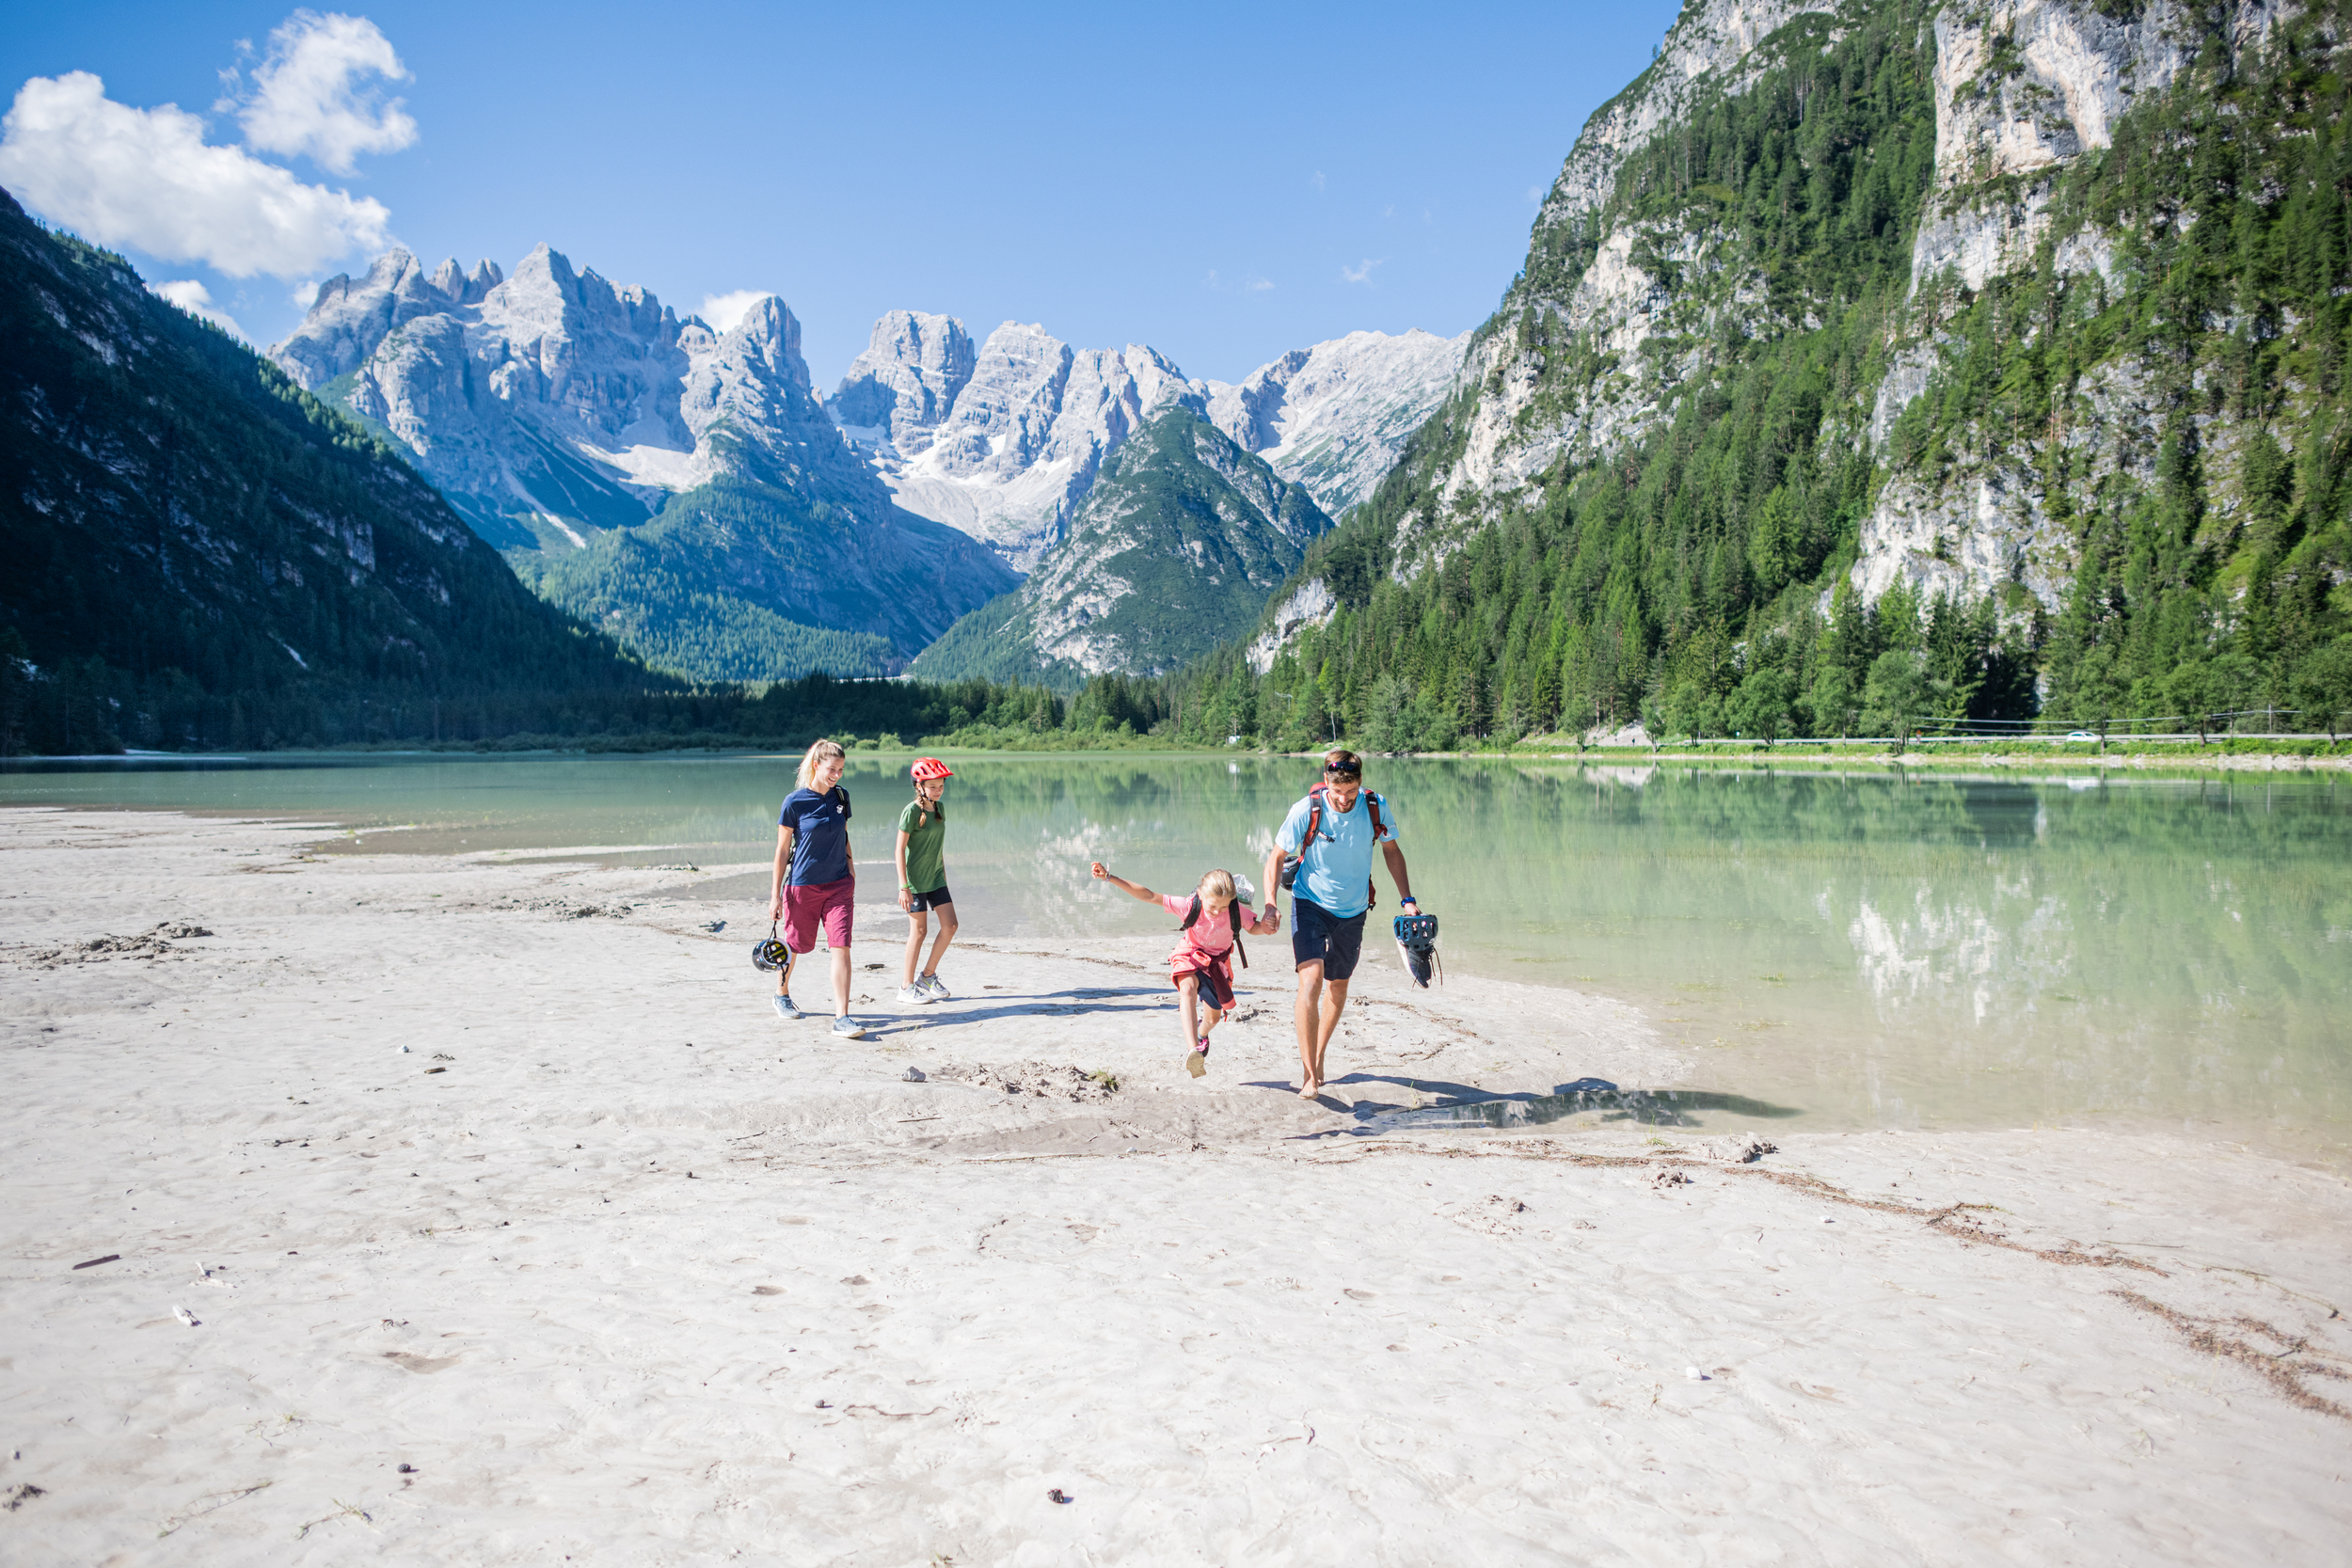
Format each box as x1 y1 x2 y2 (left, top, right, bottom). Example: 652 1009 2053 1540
2064 730 2098 743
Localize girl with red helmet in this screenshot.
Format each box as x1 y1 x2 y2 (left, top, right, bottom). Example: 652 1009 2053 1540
895 757 959 1005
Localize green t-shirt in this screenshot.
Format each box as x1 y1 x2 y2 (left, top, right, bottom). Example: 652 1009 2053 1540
896 797 948 892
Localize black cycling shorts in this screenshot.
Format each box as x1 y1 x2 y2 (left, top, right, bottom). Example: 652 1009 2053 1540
906 883 953 913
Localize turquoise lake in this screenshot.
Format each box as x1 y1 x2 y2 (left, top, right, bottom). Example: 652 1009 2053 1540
6 752 2347 1159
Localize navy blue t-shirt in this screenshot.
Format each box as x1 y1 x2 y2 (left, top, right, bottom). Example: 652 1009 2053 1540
779 785 853 886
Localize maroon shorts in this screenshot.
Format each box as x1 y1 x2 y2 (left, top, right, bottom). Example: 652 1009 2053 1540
1170 949 1235 1012
782 876 853 954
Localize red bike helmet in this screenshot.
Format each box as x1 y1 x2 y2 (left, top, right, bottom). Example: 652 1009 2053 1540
911 756 955 781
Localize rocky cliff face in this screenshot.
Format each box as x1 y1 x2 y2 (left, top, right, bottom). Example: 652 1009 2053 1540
1229 0 2350 741
269 247 1016 671
1847 0 2237 611
906 400 1334 687
1412 0 2293 600
830 317 1465 572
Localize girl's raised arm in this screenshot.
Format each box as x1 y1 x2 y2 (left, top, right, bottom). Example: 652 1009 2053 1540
1089 863 1159 904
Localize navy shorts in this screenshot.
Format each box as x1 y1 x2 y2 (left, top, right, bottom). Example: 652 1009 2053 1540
906 883 953 914
1291 897 1366 980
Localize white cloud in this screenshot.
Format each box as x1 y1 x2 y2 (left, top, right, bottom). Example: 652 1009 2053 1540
1340 257 1385 286
1526 184 1544 204
1311 169 1326 192
700 289 773 333
0 71 391 277
1202 271 1273 296
290 278 321 310
149 278 249 341
235 11 416 174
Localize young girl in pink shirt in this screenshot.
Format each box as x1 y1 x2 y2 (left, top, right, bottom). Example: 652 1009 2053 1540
1090 863 1280 1077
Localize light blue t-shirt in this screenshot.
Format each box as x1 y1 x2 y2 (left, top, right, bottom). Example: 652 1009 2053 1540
1275 789 1399 919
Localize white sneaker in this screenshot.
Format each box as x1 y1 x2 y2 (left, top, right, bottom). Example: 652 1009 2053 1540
896 985 929 1006
918 974 951 1001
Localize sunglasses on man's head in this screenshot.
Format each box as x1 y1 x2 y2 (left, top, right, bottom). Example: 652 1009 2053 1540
1324 764 1361 779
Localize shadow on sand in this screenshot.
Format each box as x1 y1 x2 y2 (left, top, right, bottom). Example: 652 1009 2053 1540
840 986 1170 1040
1245 1075 1805 1135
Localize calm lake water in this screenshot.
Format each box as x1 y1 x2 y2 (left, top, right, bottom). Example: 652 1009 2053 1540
7 752 2348 1158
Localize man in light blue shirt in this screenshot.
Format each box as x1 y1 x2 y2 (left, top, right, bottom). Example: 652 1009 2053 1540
1260 748 1418 1100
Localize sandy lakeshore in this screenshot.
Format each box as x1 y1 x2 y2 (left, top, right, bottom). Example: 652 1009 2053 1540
2 808 2349 1564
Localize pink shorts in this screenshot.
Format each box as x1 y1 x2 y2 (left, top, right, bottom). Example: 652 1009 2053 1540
1170 949 1236 1012
782 876 853 954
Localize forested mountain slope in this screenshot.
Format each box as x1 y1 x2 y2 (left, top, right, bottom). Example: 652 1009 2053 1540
0 189 667 753
907 402 1333 690
1206 0 2352 747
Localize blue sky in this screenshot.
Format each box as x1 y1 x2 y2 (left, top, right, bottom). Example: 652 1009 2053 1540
1 1 1682 385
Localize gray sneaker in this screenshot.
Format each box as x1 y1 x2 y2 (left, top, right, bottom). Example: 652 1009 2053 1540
918 974 951 1001
831 1015 866 1039
896 984 929 1006
771 993 802 1021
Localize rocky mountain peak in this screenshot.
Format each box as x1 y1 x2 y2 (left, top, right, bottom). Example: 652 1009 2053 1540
908 399 1335 686
428 256 502 304
274 245 437 388
831 309 977 451
1203 327 1470 518
680 293 821 447
827 308 1466 570
828 316 1191 572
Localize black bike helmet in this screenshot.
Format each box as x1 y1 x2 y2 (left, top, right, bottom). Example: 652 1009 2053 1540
751 924 791 972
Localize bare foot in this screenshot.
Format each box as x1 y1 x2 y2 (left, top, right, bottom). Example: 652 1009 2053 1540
1297 1080 1321 1100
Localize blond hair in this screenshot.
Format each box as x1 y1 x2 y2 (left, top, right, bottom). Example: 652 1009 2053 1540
796 738 847 791
1198 868 1238 904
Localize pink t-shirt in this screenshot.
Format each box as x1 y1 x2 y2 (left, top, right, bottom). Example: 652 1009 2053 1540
1162 892 1239 963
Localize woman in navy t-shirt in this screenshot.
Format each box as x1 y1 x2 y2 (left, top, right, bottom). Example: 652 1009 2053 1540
769 738 865 1037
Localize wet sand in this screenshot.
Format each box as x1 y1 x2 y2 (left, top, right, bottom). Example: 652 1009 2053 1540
3 807 2348 1564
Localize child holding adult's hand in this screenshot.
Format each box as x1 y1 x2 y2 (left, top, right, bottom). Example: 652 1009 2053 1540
1091 862 1279 1078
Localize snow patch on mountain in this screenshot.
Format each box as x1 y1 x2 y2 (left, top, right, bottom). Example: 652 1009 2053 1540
1203 328 1470 519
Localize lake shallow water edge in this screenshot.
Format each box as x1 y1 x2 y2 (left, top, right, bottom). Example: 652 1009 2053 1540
4 751 2346 1164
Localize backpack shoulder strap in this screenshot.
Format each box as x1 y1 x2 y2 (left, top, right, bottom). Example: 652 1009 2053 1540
1178 894 1201 931
1229 900 1248 969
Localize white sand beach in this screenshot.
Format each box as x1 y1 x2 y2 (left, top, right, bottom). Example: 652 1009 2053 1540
3 807 2348 1564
